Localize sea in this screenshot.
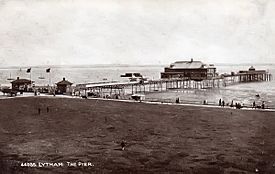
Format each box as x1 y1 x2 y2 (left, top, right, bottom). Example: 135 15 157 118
0 64 274 108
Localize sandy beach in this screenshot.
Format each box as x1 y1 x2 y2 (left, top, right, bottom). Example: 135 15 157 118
0 97 275 173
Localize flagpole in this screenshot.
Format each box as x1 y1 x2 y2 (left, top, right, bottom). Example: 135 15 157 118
30 69 32 89
47 68 51 86
46 68 51 93
49 71 51 86
26 68 32 92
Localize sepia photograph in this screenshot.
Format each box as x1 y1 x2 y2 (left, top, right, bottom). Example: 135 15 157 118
0 0 274 173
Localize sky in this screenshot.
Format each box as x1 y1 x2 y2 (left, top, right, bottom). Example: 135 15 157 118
0 0 274 66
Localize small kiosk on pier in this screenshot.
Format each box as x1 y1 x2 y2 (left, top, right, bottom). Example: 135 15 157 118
238 66 272 82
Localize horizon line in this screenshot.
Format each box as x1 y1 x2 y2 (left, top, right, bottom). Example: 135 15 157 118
0 62 274 69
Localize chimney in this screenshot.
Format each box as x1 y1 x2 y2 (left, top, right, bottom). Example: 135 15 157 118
63 77 65 81
191 58 193 63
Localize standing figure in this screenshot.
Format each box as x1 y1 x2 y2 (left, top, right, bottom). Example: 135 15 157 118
252 101 256 109
219 99 222 106
222 100 225 107
262 101 265 109
230 100 234 107
121 140 126 151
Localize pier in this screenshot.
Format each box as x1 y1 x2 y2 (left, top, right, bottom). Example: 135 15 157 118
75 70 272 97
74 62 272 98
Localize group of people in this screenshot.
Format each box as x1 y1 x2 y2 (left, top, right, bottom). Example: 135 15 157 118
252 101 265 109
234 102 243 109
38 107 50 115
218 99 243 109
218 99 266 109
174 97 267 109
218 99 226 107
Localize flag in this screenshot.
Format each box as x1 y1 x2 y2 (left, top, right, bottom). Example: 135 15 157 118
46 68 51 73
26 68 31 73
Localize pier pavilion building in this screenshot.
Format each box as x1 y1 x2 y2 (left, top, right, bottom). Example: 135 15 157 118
161 59 217 80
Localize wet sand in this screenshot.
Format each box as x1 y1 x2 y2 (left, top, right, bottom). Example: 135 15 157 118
0 97 275 173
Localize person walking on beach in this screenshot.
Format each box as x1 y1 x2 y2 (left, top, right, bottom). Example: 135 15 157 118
222 100 225 107
121 140 126 151
219 99 222 106
262 101 265 109
252 101 256 109
230 100 234 107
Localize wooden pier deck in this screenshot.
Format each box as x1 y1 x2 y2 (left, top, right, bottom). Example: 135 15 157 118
75 72 272 97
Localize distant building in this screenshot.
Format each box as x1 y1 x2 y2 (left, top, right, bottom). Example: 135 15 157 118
56 77 73 94
11 77 32 92
161 59 217 80
238 66 266 74
238 66 268 82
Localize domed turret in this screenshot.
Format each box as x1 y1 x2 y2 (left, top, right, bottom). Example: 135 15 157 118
249 66 255 71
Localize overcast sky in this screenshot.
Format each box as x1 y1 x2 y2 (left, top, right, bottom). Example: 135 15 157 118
0 0 274 66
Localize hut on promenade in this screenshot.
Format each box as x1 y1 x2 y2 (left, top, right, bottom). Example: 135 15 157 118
56 77 73 94
11 77 32 92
